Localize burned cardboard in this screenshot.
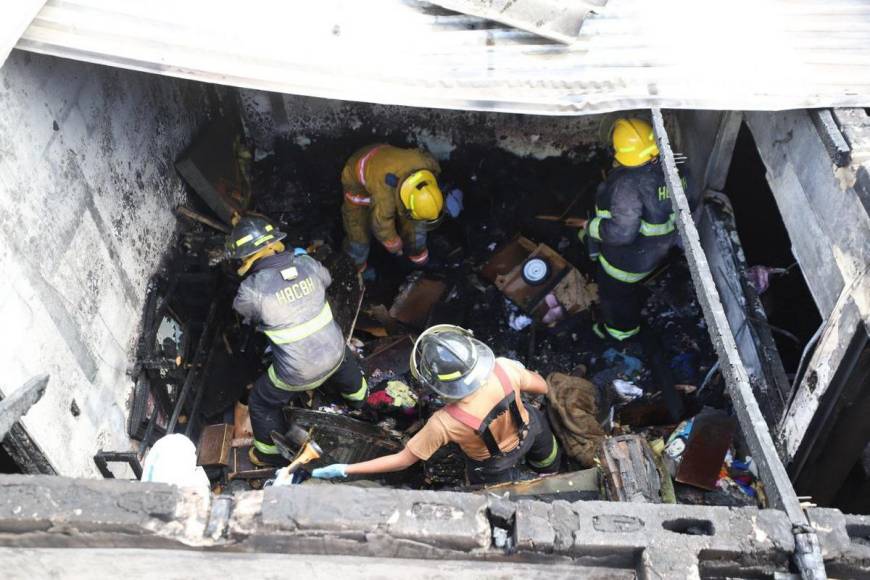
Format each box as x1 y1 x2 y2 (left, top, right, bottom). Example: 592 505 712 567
482 236 595 324
389 275 447 328
197 424 233 467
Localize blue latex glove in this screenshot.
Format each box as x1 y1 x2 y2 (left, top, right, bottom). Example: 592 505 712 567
445 188 464 218
311 464 349 479
293 247 308 256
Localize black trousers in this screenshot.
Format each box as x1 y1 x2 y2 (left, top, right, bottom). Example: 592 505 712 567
596 261 643 338
465 406 562 485
249 347 365 456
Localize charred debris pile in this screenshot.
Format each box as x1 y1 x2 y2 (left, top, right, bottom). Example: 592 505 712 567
129 125 762 508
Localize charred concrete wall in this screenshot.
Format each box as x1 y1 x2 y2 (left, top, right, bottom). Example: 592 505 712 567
0 52 224 477
240 91 611 161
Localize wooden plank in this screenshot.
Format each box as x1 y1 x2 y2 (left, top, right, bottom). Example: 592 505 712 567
778 278 869 462
745 110 870 321
703 111 743 192
0 375 49 441
651 108 813 526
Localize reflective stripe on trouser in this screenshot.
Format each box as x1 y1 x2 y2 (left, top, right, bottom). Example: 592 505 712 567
342 377 368 402
596 261 643 342
254 438 279 455
604 324 640 341
527 435 559 468
263 304 333 344
598 254 650 284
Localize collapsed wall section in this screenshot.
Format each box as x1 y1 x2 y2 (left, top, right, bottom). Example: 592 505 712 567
0 51 224 477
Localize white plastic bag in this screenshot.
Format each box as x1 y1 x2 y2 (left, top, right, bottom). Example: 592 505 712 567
141 433 210 491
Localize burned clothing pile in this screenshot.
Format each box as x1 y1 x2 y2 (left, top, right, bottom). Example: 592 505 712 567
545 372 605 467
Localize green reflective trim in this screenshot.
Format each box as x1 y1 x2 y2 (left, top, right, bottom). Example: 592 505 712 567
267 365 330 392
438 371 462 381
264 304 333 345
235 234 253 247
639 214 675 236
254 234 275 246
617 145 635 153
604 324 640 341
588 216 602 241
342 377 368 402
595 206 612 219
638 144 659 159
253 439 279 455
528 436 559 468
598 255 649 284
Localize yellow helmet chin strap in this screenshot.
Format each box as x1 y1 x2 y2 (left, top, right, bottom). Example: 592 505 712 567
236 241 286 276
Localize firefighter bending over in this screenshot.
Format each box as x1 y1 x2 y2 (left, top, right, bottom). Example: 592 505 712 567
340 144 445 271
310 325 562 485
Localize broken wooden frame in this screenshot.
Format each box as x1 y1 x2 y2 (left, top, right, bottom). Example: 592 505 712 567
743 109 870 478
652 109 826 579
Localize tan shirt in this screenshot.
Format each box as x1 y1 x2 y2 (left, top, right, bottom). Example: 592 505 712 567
406 358 533 462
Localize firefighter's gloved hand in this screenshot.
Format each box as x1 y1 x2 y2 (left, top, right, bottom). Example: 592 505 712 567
311 464 348 479
445 188 464 218
362 266 377 283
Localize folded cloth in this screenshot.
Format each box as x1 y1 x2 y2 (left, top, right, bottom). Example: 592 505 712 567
546 372 606 467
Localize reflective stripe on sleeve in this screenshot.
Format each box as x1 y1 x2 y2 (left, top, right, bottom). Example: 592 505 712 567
253 439 279 455
344 191 371 206
408 248 429 264
595 206 612 219
264 304 333 345
382 237 403 252
639 213 675 236
588 216 602 241
598 255 649 284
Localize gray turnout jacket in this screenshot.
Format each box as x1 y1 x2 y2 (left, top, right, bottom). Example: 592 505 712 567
233 252 344 390
588 160 685 282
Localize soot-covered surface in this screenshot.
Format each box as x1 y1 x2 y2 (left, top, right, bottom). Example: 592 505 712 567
252 136 714 389
159 133 725 495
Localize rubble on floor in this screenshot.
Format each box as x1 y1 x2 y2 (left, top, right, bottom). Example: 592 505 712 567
130 130 761 508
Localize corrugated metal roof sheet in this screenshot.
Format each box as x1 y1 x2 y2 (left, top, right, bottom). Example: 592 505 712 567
13 0 870 115
0 1 45 68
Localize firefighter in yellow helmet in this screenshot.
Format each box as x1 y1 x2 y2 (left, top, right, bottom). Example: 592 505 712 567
340 144 445 271
579 118 685 341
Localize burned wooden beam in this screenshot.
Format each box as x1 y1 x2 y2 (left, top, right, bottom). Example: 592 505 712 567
0 374 49 441
652 109 826 579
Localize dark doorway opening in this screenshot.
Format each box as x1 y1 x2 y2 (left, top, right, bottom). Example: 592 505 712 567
723 124 822 376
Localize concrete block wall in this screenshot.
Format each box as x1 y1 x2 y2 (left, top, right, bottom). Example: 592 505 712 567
5 475 870 578
0 51 222 477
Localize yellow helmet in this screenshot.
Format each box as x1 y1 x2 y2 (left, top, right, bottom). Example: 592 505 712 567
399 169 444 222
612 118 659 167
